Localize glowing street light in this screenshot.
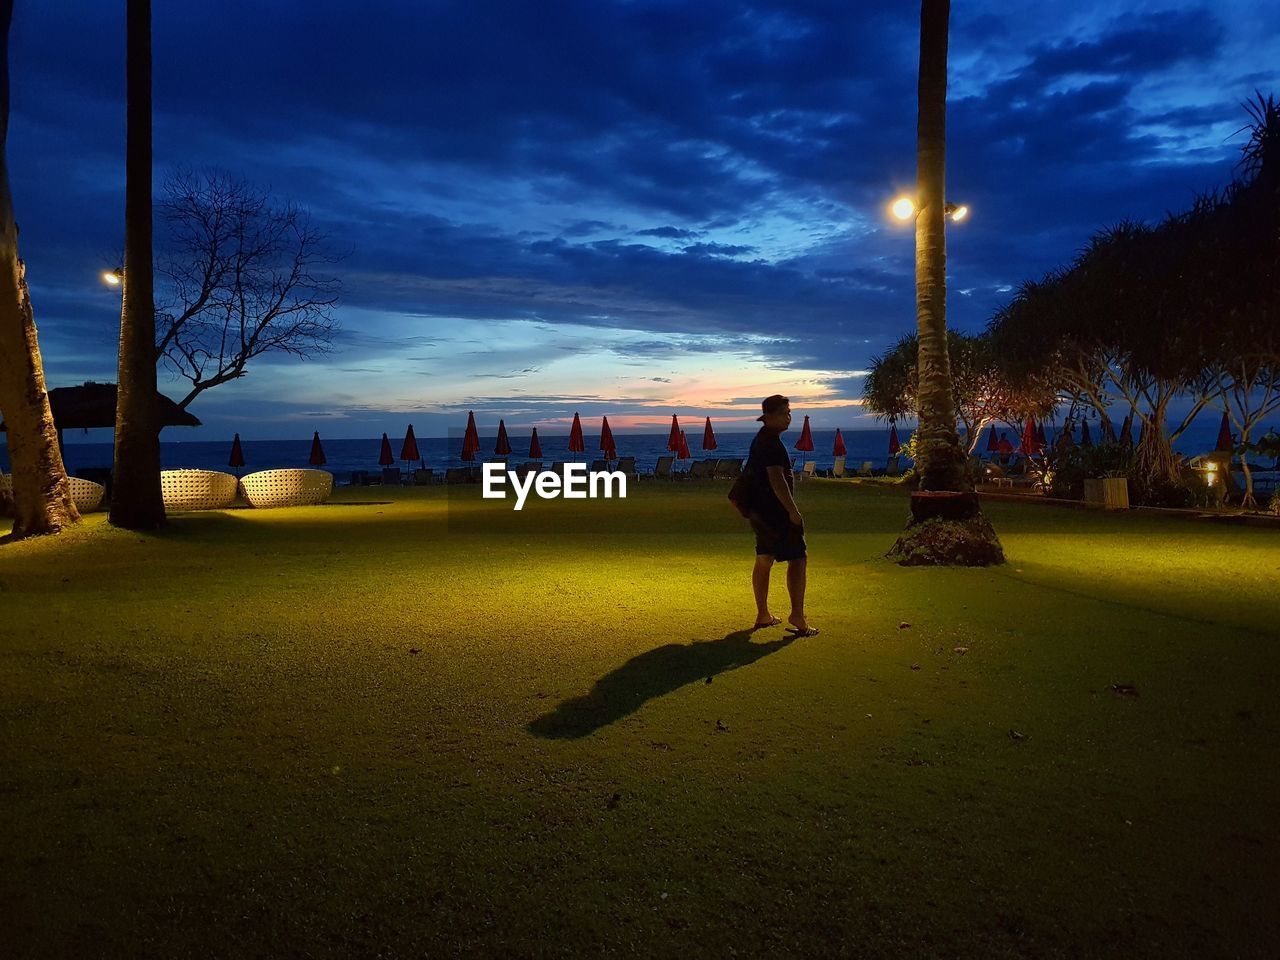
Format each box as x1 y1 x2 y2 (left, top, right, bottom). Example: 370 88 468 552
102 267 123 286
888 196 970 223
891 196 916 220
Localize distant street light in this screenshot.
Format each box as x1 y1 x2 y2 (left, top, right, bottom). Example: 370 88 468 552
102 267 123 286
889 196 969 223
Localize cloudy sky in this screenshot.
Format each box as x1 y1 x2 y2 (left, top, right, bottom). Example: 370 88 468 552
8 0 1279 439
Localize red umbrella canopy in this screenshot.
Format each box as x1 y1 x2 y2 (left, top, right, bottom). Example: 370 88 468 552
888 423 901 456
400 424 421 462
568 412 585 453
667 414 681 451
309 431 326 466
228 433 245 469
599 416 616 459
996 436 1014 454
702 417 717 451
1021 417 1040 454
378 433 395 466
1215 411 1233 452
461 411 480 462
1080 420 1093 447
985 425 999 452
529 427 543 459
794 415 814 451
833 428 847 457
495 419 512 455
676 429 691 460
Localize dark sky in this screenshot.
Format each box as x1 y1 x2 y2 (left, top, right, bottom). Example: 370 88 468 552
8 1 1279 439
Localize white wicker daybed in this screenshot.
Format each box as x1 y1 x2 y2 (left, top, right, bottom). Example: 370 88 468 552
161 469 239 511
1 473 104 512
239 468 333 508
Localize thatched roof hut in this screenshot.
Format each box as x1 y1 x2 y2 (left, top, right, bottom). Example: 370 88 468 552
0 381 201 446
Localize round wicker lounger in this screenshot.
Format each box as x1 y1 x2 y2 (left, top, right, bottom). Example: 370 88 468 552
0 473 105 512
161 469 239 511
239 468 333 508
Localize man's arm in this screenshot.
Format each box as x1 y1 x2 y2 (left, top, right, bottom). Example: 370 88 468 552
766 465 802 525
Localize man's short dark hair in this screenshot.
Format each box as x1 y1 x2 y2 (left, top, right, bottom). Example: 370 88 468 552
757 394 790 421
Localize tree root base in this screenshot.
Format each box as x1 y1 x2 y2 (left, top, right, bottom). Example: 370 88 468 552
888 512 1006 567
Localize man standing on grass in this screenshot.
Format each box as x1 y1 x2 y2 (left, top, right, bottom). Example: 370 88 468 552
745 395 817 637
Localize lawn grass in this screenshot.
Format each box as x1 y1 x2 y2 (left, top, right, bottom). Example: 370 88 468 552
1 481 1277 958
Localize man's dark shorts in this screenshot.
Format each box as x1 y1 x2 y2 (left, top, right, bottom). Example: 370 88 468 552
749 511 807 562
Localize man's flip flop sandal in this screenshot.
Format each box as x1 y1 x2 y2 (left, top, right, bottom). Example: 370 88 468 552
752 617 782 629
787 626 820 637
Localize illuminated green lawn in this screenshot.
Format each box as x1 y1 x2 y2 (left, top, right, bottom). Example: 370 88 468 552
1 482 1276 957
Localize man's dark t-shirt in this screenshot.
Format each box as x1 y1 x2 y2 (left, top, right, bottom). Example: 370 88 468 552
745 427 792 520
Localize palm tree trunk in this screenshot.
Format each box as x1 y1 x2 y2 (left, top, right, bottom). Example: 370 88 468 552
110 0 165 529
888 0 1002 566
0 0 79 539
913 0 967 492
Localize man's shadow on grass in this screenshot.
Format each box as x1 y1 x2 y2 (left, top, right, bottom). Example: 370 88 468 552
527 628 796 740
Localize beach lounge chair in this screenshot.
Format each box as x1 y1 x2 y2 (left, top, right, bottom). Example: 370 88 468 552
550 461 566 476
885 456 901 477
713 458 741 480
349 470 369 486
688 459 714 480
857 461 873 477
443 467 466 484
652 455 674 480
832 456 846 478
590 459 609 472
615 456 637 479
412 468 434 485
466 465 483 483
381 466 402 486
794 461 816 481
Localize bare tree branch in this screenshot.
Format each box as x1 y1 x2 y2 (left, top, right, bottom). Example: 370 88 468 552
152 169 342 414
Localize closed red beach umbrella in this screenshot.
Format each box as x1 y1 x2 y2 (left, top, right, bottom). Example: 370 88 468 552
1119 413 1133 448
676 429 691 460
1215 411 1233 452
702 417 717 451
529 427 543 459
888 422 900 456
667 414 681 452
1057 423 1074 450
378 433 394 466
996 436 1014 455
400 424 421 464
461 411 480 462
1080 420 1093 447
1022 417 1043 455
795 415 814 451
228 433 246 473
309 431 326 466
985 425 999 452
568 412 585 454
1036 421 1048 447
600 416 617 460
495 419 512 455
833 428 847 457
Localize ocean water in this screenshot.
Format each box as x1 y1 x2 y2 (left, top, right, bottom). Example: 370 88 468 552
0 419 1267 480
1 430 912 479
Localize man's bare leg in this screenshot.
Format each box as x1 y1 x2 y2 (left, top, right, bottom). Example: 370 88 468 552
752 554 778 626
786 557 812 632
